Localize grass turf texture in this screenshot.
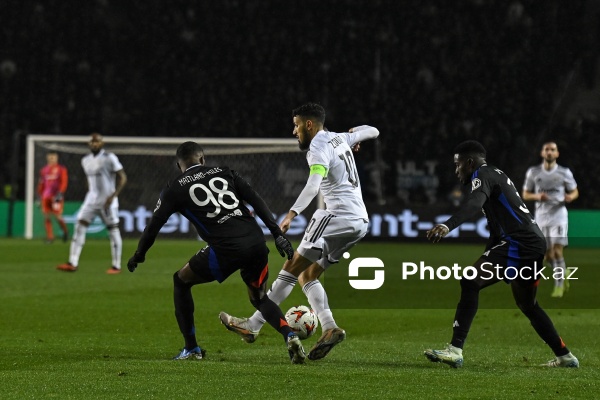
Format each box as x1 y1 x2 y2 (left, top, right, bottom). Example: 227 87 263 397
0 238 598 399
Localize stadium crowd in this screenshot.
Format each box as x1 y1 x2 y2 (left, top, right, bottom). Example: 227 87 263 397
1 0 598 207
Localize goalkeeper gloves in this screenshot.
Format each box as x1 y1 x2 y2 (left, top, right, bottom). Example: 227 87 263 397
54 192 63 202
275 235 294 260
127 251 145 272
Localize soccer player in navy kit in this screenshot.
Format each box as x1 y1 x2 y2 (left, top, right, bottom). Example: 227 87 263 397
126 141 306 363
424 140 578 368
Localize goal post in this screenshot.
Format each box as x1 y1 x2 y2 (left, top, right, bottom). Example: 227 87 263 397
25 134 322 240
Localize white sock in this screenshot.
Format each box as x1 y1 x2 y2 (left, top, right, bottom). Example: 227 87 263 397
248 270 297 331
553 259 566 287
69 223 88 267
108 227 122 269
302 280 337 331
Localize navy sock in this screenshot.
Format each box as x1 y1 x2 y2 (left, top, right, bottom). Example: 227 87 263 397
173 272 198 350
254 295 293 342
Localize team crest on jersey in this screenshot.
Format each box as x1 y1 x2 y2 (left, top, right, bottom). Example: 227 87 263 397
154 199 161 212
471 178 482 191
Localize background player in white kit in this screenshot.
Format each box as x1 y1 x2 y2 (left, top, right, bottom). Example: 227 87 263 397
523 142 578 298
220 103 379 360
57 133 128 274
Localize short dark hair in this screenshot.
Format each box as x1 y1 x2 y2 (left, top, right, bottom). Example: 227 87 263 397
176 141 204 162
454 140 486 159
542 141 558 150
292 103 326 124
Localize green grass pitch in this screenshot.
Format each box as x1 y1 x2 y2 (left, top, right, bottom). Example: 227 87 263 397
1 238 598 399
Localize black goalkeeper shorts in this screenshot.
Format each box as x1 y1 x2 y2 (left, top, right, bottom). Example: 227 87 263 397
188 242 270 287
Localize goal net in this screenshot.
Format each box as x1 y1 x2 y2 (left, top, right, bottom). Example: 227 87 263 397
25 135 317 240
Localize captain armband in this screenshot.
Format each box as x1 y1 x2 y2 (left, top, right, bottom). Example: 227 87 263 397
309 164 328 178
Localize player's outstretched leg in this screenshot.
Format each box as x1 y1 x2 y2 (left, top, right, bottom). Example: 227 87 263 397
303 279 346 361
251 292 306 364
424 344 464 368
219 312 259 343
219 270 300 342
511 279 579 368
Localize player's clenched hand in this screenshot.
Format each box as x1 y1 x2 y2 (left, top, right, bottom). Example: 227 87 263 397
275 235 294 260
426 224 449 243
564 193 574 203
127 251 145 272
279 211 296 234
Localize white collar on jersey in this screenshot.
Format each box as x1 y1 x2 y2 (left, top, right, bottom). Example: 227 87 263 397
184 164 202 172
541 163 558 173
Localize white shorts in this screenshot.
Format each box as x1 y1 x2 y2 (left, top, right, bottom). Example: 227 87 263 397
540 224 568 248
297 209 369 270
77 201 120 226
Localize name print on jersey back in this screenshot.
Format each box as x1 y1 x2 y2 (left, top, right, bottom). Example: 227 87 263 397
177 167 223 185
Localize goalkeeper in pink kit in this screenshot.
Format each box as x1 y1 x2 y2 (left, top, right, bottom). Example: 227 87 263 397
37 151 69 243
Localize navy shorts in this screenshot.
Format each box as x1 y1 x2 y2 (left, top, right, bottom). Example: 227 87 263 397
188 242 270 287
482 238 545 284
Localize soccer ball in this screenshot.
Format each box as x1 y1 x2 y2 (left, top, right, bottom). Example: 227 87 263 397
285 305 318 340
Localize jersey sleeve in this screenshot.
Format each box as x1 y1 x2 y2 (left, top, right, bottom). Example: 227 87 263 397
523 167 535 192
564 168 577 192
306 134 331 167
152 186 178 223
232 170 282 237
59 165 68 193
135 186 177 256
443 191 487 232
346 126 380 146
470 168 494 197
37 168 45 196
443 168 491 231
108 153 124 172
290 173 323 215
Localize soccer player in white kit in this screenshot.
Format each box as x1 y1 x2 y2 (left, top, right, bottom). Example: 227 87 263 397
220 103 379 360
523 142 578 297
57 133 128 274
